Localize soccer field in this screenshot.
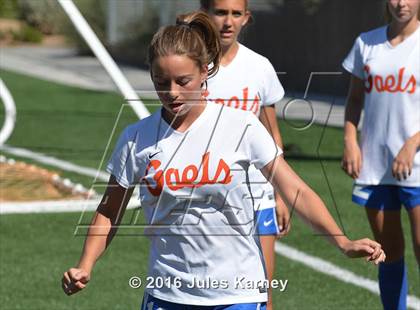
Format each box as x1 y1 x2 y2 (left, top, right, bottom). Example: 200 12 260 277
0 70 419 309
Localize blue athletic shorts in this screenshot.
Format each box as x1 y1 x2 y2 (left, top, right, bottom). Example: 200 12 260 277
255 207 279 235
352 185 420 211
141 293 266 310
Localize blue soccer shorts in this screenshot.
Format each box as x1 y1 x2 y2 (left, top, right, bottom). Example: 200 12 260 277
141 292 266 310
254 185 279 236
352 185 420 211
255 207 279 235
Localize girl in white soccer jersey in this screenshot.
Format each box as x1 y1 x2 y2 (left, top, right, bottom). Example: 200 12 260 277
200 1 288 308
62 11 385 310
342 1 420 309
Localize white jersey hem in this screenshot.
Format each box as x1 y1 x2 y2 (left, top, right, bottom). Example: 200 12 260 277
355 180 420 187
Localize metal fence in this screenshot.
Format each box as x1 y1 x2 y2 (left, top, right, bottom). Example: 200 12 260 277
106 0 386 95
242 0 386 95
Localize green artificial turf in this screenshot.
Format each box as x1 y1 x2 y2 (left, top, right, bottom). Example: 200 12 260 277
0 70 418 309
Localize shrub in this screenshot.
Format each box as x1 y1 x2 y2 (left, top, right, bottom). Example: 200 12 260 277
110 8 160 67
17 0 64 34
58 0 107 55
11 24 43 43
0 0 19 18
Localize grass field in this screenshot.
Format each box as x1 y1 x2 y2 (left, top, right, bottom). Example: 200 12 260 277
0 70 419 309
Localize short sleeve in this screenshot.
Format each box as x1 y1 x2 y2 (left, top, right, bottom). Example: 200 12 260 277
342 36 364 79
106 126 141 188
261 58 285 106
245 113 283 169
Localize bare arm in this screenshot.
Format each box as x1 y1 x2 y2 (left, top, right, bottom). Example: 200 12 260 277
259 105 284 149
259 105 290 236
393 131 420 180
410 132 420 148
342 75 365 179
62 175 134 295
262 156 385 262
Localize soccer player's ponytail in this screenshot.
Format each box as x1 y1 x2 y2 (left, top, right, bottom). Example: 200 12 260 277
148 11 221 78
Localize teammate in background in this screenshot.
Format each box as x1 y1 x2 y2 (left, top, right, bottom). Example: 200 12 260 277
342 1 419 309
62 11 385 310
200 1 288 308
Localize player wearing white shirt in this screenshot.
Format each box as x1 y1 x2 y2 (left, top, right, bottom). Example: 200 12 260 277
342 1 420 309
200 2 288 309
62 11 386 310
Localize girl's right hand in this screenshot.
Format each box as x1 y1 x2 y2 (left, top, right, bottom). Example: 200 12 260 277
341 140 362 179
62 268 90 296
340 238 386 265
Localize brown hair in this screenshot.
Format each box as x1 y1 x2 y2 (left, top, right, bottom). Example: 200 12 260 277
148 11 221 78
384 1 420 23
200 0 253 25
200 0 249 10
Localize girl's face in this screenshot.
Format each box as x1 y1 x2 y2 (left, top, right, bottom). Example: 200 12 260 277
388 0 420 23
151 54 208 119
207 0 250 48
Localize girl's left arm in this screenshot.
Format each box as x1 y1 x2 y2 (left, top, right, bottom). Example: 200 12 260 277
261 155 386 264
259 105 290 236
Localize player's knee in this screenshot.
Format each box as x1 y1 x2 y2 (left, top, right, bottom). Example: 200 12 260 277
381 242 404 263
372 229 404 259
413 235 420 249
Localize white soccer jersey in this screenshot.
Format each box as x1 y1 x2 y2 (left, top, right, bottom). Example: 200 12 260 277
107 103 282 305
205 44 284 115
205 43 285 210
343 25 420 186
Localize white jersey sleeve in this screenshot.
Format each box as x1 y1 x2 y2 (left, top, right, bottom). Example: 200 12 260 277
106 126 142 188
261 58 285 106
342 36 365 79
245 113 283 169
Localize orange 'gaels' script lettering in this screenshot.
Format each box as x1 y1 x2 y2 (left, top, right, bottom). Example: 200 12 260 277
203 87 260 114
364 65 416 94
143 152 233 196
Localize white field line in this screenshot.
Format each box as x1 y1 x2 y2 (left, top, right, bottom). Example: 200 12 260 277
0 79 17 145
0 144 109 181
0 144 140 214
275 242 420 310
0 198 140 214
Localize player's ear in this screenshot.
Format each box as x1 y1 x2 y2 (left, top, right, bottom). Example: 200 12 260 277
150 63 156 83
242 10 251 26
200 64 209 83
